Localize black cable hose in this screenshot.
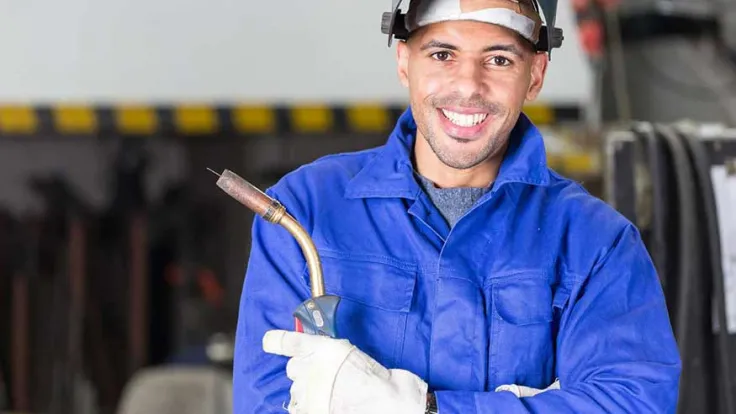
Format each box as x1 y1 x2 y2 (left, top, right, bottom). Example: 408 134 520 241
656 124 707 414
632 123 669 286
656 125 699 351
658 124 716 414
676 126 736 414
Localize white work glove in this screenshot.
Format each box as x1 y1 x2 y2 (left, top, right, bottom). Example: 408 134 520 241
495 379 561 397
263 329 428 414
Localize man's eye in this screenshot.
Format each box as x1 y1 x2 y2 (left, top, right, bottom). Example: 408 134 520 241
489 56 512 66
431 51 452 61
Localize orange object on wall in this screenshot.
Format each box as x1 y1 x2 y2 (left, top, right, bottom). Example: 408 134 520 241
572 0 620 59
579 19 605 58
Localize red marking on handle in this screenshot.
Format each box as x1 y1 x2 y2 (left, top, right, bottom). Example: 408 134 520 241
294 317 304 333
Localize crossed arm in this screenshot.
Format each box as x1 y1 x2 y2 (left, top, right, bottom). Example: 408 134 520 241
233 188 682 413
431 225 681 413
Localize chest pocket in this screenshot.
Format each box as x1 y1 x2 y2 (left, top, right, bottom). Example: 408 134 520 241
306 250 417 368
488 274 568 389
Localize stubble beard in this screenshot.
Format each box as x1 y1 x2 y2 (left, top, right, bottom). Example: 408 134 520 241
413 94 508 170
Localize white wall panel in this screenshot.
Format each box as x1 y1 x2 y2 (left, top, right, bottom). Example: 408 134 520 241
0 0 592 105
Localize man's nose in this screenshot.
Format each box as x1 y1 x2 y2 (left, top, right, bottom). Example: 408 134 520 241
452 60 486 98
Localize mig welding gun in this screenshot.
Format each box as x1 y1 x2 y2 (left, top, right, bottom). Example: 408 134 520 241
210 169 340 337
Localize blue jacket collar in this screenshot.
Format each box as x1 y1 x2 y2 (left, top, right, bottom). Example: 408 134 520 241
345 107 551 199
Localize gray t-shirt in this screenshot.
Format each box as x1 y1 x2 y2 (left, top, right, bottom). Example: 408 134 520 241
415 173 490 227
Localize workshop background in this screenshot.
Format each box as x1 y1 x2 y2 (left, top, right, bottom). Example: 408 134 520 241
1 0 736 413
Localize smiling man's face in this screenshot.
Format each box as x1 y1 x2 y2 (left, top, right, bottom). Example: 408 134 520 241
397 19 548 171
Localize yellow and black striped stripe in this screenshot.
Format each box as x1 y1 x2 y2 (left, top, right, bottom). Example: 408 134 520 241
0 103 582 136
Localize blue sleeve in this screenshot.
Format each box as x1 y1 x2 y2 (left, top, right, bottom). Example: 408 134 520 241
434 225 682 413
232 187 311 413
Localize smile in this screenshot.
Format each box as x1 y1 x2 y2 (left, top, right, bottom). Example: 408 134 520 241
440 109 488 127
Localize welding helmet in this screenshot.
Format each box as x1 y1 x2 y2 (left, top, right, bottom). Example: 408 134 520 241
381 0 563 58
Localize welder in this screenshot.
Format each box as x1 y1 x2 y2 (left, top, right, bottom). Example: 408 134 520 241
232 0 682 412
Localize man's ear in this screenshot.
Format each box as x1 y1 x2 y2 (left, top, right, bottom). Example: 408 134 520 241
525 52 548 101
396 40 410 88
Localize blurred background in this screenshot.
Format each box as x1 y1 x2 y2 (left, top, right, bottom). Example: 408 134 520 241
1 0 736 413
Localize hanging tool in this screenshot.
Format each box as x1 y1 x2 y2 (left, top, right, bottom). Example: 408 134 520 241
209 168 340 338
28 175 90 414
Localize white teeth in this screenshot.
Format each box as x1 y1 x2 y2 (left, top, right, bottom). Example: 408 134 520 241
441 109 488 127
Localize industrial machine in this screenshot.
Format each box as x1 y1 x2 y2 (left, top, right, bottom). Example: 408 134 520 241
604 122 736 414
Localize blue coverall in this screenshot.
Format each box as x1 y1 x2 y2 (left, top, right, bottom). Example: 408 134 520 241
233 108 682 413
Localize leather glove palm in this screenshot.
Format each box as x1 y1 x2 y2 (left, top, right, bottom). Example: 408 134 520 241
263 330 428 414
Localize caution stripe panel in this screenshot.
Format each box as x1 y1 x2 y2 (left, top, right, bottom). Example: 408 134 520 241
0 104 582 136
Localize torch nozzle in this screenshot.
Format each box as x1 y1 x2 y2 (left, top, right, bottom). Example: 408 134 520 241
210 168 325 298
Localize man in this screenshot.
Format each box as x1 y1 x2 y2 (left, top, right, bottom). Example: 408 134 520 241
233 0 682 412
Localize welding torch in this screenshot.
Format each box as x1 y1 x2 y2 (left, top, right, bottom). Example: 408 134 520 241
209 168 340 338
